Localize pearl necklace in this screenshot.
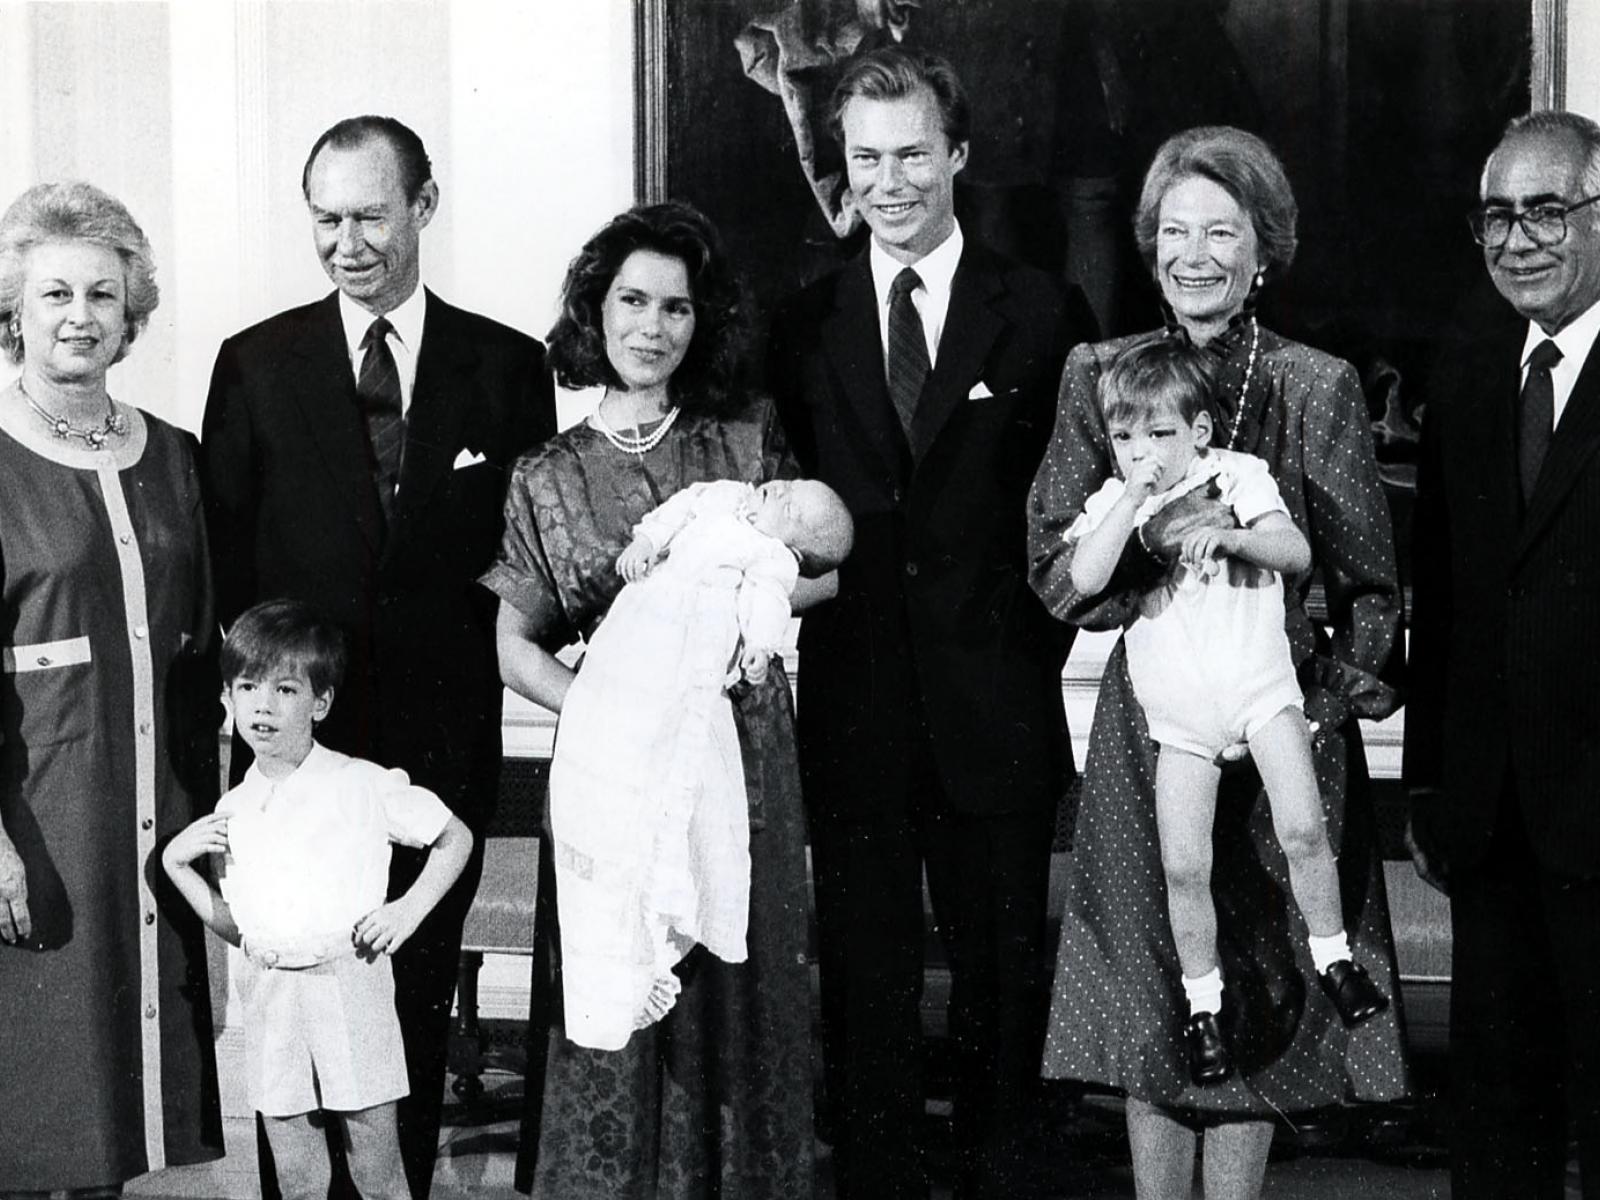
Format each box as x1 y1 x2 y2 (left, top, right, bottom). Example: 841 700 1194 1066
18 378 127 449
1219 317 1259 451
593 399 680 456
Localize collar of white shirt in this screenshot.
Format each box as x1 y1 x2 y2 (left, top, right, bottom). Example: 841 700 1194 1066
1522 295 1600 427
338 286 427 415
232 742 334 809
869 222 964 364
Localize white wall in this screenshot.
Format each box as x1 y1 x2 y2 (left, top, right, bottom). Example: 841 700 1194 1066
1568 1 1600 120
0 0 635 432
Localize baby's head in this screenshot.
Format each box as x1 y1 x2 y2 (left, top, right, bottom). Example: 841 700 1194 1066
1099 335 1217 494
752 479 855 574
221 599 347 773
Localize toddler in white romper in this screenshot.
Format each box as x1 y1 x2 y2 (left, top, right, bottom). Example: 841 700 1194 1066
1066 335 1388 1086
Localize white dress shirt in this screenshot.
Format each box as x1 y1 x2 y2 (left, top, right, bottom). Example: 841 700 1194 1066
869 222 965 375
1521 296 1600 430
338 285 427 417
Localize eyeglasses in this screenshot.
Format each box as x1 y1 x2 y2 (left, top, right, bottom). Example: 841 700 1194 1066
1469 194 1600 248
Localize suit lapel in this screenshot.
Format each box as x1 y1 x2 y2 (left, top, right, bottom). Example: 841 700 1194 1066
1515 333 1600 563
389 291 478 553
288 294 383 552
908 247 1003 464
821 253 906 480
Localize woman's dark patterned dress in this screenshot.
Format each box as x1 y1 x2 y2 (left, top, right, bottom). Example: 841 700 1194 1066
482 396 813 1198
1027 325 1412 1114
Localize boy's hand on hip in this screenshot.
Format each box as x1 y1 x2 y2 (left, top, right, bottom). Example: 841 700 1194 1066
353 900 422 958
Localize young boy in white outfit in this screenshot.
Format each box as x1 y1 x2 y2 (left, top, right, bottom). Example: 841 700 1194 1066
162 599 472 1200
552 476 852 1051
1067 336 1386 1086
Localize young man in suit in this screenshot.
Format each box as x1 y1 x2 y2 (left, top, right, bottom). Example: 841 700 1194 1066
199 116 554 1199
1407 110 1600 1198
766 47 1092 1200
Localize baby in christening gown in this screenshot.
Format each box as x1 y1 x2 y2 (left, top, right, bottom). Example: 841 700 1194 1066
552 476 852 1051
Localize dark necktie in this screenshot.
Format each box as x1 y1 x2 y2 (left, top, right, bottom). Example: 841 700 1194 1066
1519 338 1562 503
357 316 404 523
887 267 930 434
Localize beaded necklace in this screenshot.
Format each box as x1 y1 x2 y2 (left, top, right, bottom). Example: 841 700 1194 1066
18 377 128 449
1217 317 1259 451
592 398 680 456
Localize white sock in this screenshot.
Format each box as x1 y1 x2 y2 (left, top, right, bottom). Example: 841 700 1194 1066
1182 967 1224 1017
1308 930 1352 974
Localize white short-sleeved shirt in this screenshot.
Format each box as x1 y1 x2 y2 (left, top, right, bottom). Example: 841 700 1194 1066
217 742 452 945
1071 449 1302 754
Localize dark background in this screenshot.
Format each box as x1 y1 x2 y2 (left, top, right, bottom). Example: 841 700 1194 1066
658 0 1535 581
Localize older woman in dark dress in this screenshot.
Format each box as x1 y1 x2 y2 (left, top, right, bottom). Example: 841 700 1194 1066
1028 127 1408 1197
0 183 221 1198
485 201 824 1199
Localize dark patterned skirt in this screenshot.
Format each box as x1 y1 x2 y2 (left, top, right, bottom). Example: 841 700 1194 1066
1042 643 1411 1115
516 668 814 1198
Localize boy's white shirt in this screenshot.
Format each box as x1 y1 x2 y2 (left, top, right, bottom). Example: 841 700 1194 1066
1069 448 1286 542
215 741 451 946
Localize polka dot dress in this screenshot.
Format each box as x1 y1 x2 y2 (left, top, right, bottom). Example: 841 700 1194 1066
1026 327 1411 1114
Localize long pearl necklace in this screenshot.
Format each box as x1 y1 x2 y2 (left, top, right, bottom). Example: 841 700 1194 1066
1219 317 1259 451
592 396 680 456
18 377 128 449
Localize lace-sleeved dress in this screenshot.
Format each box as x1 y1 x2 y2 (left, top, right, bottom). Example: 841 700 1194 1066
1027 323 1411 1113
481 396 812 1198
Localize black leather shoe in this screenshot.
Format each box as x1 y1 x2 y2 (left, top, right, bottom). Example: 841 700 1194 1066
1320 960 1389 1027
1185 1010 1233 1086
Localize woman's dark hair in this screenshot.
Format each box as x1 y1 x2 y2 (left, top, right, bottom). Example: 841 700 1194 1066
1100 334 1216 428
546 201 750 417
221 598 348 697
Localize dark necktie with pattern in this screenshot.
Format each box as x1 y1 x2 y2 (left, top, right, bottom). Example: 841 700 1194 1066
357 316 404 524
1519 338 1562 504
886 267 930 434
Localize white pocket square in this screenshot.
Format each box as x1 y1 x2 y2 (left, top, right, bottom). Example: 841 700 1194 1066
453 449 487 470
967 381 995 400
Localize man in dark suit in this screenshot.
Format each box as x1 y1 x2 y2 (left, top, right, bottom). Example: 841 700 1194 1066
199 116 553 1199
1407 110 1600 1198
767 47 1091 1200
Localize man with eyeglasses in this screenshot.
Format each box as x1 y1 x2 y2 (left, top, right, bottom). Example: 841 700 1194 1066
1407 109 1600 1198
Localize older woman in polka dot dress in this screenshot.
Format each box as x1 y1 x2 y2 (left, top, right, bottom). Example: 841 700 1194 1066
1027 125 1409 1196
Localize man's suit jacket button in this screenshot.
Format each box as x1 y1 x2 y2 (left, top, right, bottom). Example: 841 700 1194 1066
905 561 919 578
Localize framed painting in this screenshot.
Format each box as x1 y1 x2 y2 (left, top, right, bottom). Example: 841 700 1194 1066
635 0 1565 589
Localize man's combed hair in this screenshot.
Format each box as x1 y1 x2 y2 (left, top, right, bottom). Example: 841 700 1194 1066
1099 334 1216 429
222 598 348 696
546 201 750 418
301 115 433 202
826 46 970 151
1492 110 1600 198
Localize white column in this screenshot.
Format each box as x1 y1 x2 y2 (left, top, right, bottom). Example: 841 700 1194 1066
1565 0 1600 118
448 0 635 340
170 0 245 433
0 4 35 208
